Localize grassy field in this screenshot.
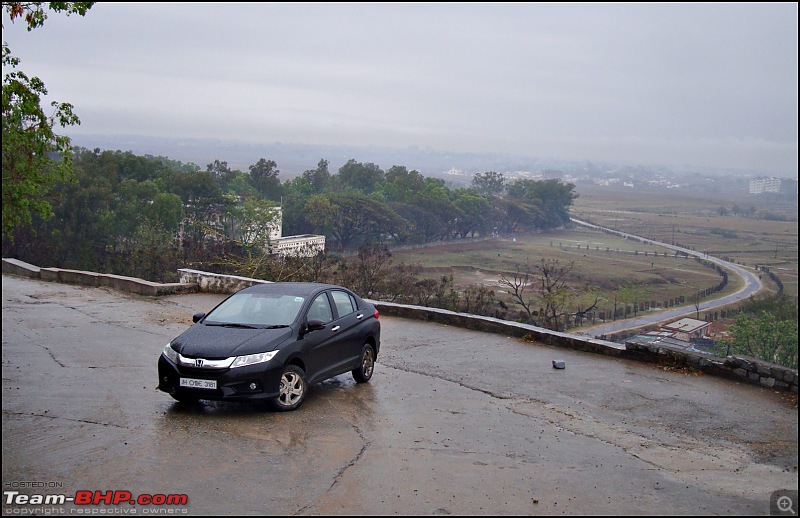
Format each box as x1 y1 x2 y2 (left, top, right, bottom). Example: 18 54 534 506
391 185 797 324
571 186 798 298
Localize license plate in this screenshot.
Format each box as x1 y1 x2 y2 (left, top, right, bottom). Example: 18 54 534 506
180 378 217 390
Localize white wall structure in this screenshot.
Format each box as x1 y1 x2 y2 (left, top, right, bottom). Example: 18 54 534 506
266 207 326 257
749 177 782 194
270 234 326 257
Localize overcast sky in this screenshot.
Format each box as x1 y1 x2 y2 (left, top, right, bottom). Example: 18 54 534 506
3 2 798 177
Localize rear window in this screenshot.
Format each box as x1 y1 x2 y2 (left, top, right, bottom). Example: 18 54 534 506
331 290 356 317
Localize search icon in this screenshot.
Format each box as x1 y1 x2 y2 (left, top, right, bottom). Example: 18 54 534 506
778 496 795 514
772 491 798 516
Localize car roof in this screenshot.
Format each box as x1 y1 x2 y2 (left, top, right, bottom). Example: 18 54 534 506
240 282 350 298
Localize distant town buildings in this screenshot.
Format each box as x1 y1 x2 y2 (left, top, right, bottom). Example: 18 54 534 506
749 177 782 194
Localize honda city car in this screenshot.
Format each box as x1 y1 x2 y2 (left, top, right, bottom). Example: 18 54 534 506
158 282 380 411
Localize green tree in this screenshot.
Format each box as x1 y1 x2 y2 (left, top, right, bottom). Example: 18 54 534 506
383 165 425 203
222 198 280 278
718 311 798 369
336 159 384 195
167 169 224 214
305 192 403 250
206 159 231 178
387 202 429 244
2 1 94 239
491 197 543 234
506 178 577 228
616 282 647 318
471 171 505 198
451 188 490 238
248 158 281 200
300 159 331 195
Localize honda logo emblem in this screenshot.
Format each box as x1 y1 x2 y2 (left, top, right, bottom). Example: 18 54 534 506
195 359 204 368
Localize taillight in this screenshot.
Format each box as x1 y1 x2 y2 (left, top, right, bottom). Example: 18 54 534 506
374 309 380 319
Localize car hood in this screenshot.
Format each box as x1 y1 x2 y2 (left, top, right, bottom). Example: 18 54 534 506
171 324 293 358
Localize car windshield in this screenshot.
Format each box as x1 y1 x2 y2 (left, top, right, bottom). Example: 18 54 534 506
204 292 306 327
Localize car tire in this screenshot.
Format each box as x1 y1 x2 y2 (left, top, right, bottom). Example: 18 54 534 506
352 344 375 383
271 365 308 411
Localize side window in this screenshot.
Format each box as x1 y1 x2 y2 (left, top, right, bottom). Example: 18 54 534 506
331 290 356 317
307 293 333 323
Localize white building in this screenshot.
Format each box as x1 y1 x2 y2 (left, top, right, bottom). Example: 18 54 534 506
267 207 326 257
270 234 326 257
660 317 711 341
749 177 782 194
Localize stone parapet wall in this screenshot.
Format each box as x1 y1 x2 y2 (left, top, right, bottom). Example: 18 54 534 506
624 342 798 391
2 257 40 278
373 301 627 357
2 258 198 296
724 355 798 392
176 268 271 293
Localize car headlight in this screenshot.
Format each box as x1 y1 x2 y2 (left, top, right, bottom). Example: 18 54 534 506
230 350 279 368
162 343 179 364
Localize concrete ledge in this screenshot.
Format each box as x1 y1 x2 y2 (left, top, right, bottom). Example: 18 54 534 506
100 273 198 296
2 258 40 278
373 300 626 357
178 268 271 293
2 258 199 296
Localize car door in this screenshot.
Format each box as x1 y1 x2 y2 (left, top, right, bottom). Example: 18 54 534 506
301 291 340 383
328 289 364 368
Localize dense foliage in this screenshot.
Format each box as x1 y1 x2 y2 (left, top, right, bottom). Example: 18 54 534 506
716 294 798 369
2 2 95 238
2 148 578 287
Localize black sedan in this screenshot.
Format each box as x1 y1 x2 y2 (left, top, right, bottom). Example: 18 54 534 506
158 282 381 411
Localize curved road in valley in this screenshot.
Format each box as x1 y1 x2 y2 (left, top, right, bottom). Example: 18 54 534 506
570 218 764 337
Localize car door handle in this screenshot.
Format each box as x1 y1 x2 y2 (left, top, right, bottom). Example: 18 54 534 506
356 314 364 319
331 325 340 332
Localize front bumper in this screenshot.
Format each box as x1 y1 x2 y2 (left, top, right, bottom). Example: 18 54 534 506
157 355 283 401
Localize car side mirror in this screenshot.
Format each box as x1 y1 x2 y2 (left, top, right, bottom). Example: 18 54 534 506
192 312 206 323
304 319 326 333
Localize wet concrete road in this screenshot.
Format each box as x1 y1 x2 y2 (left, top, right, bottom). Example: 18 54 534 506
2 275 797 515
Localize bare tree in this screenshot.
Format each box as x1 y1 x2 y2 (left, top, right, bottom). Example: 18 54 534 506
498 262 537 323
337 243 393 297
537 258 574 331
460 285 496 315
499 259 585 331
382 262 423 302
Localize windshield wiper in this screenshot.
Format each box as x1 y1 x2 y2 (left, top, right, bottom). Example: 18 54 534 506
263 324 290 329
205 322 260 329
